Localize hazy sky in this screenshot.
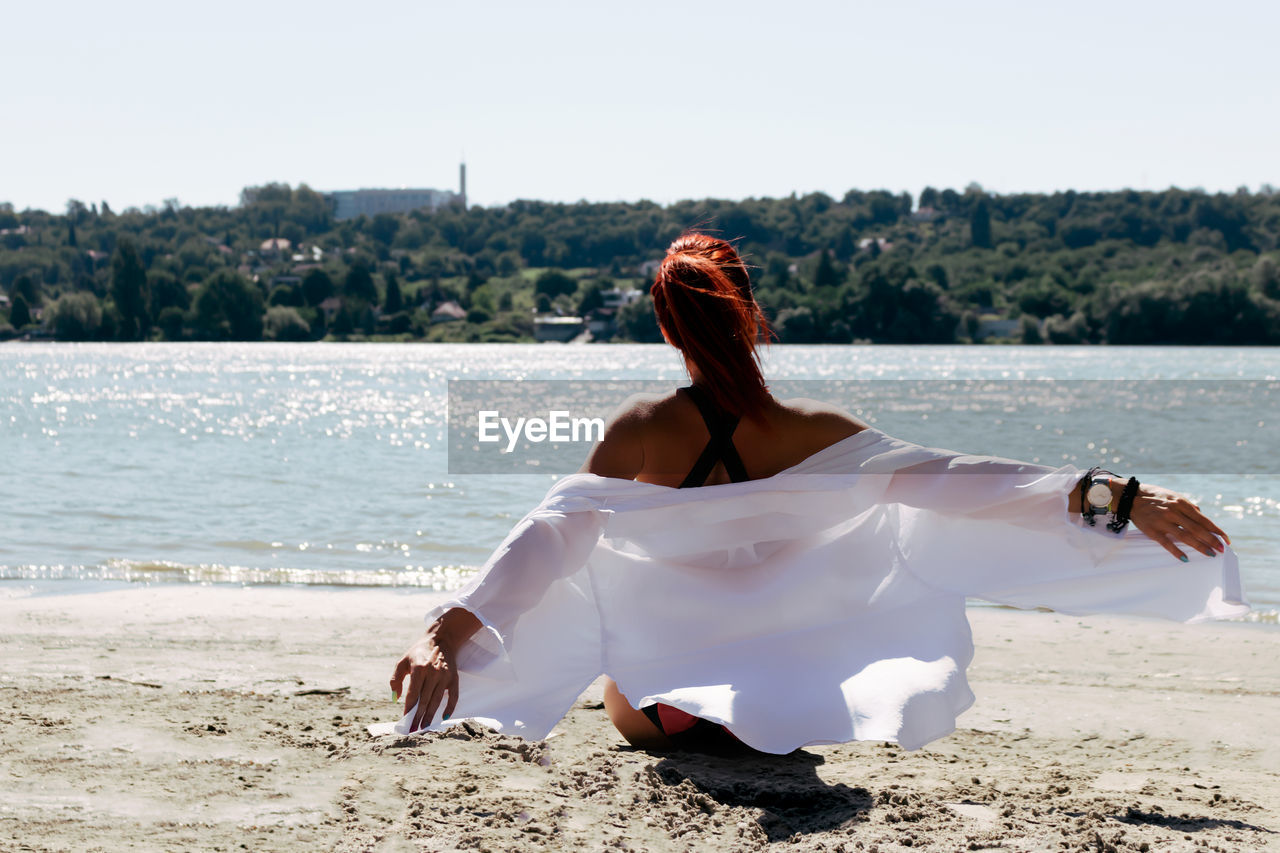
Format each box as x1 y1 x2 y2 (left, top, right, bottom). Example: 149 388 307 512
5 0 1277 212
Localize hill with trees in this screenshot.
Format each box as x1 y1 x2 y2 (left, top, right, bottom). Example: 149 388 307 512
2 183 1278 344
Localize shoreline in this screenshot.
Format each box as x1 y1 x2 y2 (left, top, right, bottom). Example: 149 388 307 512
2 586 1277 850
6 578 1280 627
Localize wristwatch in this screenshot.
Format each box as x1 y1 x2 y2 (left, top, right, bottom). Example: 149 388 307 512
1086 476 1113 514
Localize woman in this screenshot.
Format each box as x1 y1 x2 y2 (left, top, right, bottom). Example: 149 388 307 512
387 234 1239 754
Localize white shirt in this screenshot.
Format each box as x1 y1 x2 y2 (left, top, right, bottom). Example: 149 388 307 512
369 427 1248 752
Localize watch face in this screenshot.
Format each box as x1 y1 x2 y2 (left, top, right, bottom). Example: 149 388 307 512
1087 482 1112 508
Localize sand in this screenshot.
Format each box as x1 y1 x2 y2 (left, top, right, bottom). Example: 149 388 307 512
1 585 1277 852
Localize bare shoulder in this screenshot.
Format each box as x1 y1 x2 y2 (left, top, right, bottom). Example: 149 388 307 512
601 391 671 430
577 391 668 477
777 396 871 443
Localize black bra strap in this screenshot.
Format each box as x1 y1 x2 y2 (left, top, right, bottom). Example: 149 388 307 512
678 385 749 487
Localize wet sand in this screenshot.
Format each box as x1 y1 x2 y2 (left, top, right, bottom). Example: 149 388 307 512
1 585 1277 852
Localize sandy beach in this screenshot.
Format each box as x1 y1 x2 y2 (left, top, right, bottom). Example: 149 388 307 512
1 585 1276 852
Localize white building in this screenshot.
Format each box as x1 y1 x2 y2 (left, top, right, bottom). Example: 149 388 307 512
534 315 585 342
327 163 468 220
328 188 462 220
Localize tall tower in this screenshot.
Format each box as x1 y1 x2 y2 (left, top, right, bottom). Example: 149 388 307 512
459 162 467 211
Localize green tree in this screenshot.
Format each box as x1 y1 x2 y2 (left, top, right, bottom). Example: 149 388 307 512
265 306 311 341
194 270 264 340
156 306 186 341
615 294 663 342
11 275 39 305
370 214 400 246
343 261 377 304
775 306 818 342
1019 315 1043 344
576 280 606 315
1254 257 1280 300
47 292 102 340
384 271 404 314
925 264 949 290
970 198 993 249
1045 311 1089 344
535 269 577 299
301 269 335 307
240 183 291 238
268 284 304 307
149 271 190 314
110 238 150 339
813 249 840 289
331 307 355 336
9 293 31 328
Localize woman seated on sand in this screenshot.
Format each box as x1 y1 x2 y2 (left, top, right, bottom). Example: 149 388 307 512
387 234 1241 755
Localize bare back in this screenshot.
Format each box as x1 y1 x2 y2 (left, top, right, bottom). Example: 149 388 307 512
579 387 869 486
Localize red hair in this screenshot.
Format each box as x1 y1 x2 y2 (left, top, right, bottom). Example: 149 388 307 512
650 234 775 420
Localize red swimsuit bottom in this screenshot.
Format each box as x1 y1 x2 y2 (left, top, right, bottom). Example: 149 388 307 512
641 703 749 755
638 385 757 755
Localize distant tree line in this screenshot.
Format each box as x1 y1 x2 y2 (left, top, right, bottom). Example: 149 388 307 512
2 182 1279 344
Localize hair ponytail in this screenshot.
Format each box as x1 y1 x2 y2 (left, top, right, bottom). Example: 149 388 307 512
650 234 775 420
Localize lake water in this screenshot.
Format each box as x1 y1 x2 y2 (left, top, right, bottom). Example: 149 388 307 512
2 342 1277 621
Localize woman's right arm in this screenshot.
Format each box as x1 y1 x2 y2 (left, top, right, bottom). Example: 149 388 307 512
387 403 640 732
390 607 482 731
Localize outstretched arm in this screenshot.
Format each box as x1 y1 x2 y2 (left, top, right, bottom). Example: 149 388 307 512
874 441 1231 564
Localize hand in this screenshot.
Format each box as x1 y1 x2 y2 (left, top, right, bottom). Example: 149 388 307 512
390 627 460 732
389 607 481 731
1126 482 1231 562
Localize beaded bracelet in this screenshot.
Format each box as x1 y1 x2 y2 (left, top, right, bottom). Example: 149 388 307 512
1107 476 1140 533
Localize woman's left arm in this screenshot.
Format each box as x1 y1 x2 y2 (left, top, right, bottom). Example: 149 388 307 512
1080 475 1231 562
879 443 1232 564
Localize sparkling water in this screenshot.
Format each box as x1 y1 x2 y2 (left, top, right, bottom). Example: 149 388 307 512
2 342 1276 620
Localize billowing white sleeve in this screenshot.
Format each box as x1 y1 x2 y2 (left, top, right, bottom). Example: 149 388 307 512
871 440 1248 622
423 486 608 676
371 484 610 739
881 446 1083 529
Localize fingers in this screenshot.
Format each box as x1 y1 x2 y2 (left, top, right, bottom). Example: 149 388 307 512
402 667 421 718
1151 519 1227 562
1169 505 1229 553
1150 530 1188 562
443 671 460 721
417 679 448 732
392 635 463 732
1178 524 1227 556
1132 487 1233 561
406 670 431 729
404 665 459 731
390 656 410 701
1184 509 1230 548
1180 527 1224 558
